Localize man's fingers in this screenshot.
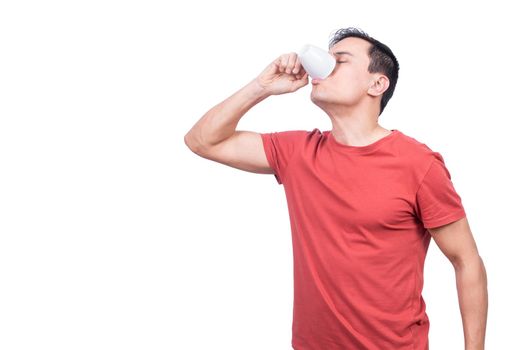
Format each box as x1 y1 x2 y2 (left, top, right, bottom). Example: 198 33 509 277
292 55 301 75
279 53 303 75
286 53 297 74
279 55 289 73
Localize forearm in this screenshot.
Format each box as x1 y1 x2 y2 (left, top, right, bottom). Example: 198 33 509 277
453 255 488 350
185 79 270 149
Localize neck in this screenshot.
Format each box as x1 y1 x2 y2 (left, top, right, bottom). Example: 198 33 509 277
326 106 390 147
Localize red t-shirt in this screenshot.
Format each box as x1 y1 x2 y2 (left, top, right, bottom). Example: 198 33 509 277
260 128 466 350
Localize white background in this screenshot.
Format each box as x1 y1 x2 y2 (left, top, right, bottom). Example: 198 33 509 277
1 0 523 349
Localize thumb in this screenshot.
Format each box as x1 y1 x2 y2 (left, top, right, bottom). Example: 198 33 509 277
293 71 309 89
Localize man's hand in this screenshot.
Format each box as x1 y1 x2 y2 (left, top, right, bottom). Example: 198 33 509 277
254 52 309 96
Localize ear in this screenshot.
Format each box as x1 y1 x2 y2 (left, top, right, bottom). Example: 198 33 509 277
367 74 390 97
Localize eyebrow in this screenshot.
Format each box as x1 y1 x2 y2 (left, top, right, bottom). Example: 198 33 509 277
333 51 354 57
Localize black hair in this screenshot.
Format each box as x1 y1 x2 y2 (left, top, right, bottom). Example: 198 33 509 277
328 27 399 116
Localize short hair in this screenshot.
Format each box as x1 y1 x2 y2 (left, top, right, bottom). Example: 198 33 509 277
328 27 400 116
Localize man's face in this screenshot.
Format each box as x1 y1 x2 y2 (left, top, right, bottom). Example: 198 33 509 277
310 37 376 109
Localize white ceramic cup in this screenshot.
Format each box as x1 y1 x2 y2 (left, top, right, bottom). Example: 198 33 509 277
297 44 336 80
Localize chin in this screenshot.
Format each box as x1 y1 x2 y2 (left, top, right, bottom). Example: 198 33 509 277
310 95 329 110
310 91 332 105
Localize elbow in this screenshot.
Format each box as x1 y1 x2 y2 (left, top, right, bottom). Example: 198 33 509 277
184 132 199 152
184 132 193 149
184 132 207 155
451 252 484 270
452 254 488 291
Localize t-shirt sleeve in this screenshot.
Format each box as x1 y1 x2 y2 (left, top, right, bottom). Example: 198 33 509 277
260 130 304 185
414 153 467 229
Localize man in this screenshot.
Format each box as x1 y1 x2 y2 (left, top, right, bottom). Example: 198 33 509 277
184 27 488 350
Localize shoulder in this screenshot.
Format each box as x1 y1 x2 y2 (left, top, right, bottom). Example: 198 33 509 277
260 129 310 148
391 130 451 182
394 130 443 163
264 128 323 145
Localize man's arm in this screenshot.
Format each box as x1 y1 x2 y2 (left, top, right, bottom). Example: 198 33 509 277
428 216 488 350
184 79 275 174
184 79 269 150
184 52 308 173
